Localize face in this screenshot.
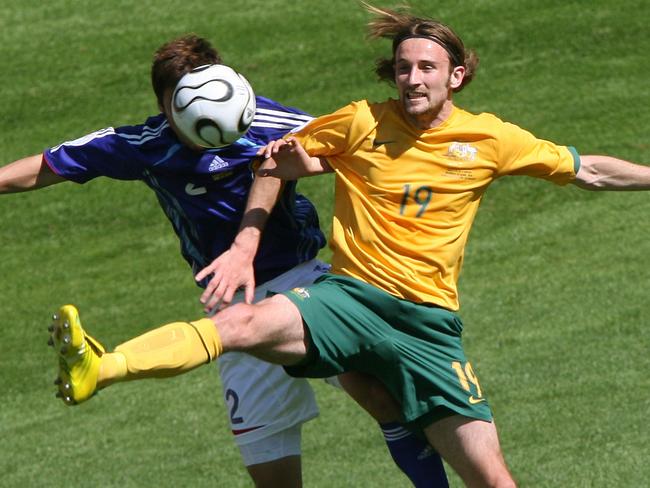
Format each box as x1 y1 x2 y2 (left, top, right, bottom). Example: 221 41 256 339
394 38 465 129
159 88 204 151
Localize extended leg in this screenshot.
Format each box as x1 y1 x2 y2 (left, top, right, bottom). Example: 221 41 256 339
49 295 308 404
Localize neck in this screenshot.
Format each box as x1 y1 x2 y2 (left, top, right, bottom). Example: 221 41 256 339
406 99 455 130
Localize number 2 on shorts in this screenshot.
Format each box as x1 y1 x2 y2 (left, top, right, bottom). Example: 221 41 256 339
226 388 244 425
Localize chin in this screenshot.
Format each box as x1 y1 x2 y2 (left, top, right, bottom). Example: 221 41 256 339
404 105 429 117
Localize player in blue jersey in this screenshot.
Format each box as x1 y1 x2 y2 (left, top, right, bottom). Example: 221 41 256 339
0 34 325 487
1 34 449 487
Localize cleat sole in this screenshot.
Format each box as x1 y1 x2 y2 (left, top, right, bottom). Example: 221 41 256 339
49 305 105 406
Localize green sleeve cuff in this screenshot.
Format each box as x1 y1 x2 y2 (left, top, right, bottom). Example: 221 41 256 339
567 146 580 174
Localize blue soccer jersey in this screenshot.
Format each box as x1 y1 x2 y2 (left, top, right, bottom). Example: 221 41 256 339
44 96 326 286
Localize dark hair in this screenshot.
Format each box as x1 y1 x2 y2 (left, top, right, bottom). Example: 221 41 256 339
363 2 478 92
151 34 222 106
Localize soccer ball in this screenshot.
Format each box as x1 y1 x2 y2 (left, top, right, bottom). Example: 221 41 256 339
171 64 256 148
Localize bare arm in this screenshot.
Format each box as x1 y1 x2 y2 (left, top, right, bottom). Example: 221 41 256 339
256 137 333 180
573 155 650 191
194 171 284 312
0 154 66 193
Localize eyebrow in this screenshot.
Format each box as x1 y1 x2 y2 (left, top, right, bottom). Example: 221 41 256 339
393 34 462 67
395 57 443 66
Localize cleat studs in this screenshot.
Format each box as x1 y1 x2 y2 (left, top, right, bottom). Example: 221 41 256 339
52 314 59 321
63 321 70 329
48 324 55 332
63 335 71 344
54 378 62 385
60 345 68 355
48 337 54 347
64 383 71 391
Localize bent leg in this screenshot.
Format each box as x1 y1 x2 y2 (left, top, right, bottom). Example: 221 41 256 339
424 415 515 488
339 371 449 487
215 261 325 487
246 456 302 488
338 371 401 422
217 353 317 488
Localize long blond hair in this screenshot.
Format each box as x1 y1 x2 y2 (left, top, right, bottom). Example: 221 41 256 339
362 2 478 91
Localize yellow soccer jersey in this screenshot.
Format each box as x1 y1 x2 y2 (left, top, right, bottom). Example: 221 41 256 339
294 99 579 310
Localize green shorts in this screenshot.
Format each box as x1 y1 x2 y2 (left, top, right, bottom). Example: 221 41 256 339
283 273 492 429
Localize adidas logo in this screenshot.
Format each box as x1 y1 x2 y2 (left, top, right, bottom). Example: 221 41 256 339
209 155 229 172
417 446 435 460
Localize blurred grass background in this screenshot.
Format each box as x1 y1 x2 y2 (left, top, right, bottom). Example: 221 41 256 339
1 0 648 486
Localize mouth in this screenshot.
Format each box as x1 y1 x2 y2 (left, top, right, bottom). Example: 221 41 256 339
406 91 427 101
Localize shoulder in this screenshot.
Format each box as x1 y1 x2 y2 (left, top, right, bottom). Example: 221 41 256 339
114 114 176 146
323 99 382 126
452 107 504 126
446 107 527 140
255 95 311 117
246 96 314 143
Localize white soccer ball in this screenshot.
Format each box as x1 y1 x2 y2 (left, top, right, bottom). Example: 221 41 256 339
171 64 256 148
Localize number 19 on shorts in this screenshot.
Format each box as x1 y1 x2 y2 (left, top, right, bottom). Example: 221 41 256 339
451 361 485 404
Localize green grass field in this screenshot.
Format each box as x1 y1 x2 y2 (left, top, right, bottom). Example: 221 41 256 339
1 0 649 486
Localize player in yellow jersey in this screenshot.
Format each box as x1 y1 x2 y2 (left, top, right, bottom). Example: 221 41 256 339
48 3 650 487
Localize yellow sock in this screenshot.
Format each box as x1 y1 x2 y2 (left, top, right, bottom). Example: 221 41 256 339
97 352 128 387
97 318 222 385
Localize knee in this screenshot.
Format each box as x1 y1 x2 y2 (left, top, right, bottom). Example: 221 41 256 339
215 303 259 350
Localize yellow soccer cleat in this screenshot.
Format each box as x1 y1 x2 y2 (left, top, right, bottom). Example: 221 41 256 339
48 304 105 405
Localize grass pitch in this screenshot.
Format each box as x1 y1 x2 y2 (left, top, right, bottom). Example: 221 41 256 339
1 1 648 486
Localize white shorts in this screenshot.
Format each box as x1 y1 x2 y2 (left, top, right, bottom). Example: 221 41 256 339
237 422 302 466
209 259 329 465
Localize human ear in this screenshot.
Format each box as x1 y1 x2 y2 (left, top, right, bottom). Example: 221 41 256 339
449 66 465 89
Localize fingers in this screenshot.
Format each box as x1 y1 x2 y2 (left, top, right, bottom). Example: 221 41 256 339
196 255 227 282
203 284 238 314
199 271 221 304
256 138 296 159
195 264 213 282
200 272 249 313
244 282 255 305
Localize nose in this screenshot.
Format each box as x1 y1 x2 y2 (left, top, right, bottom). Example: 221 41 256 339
406 66 423 86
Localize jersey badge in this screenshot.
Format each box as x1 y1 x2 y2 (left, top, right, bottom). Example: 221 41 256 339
446 142 477 162
289 287 311 300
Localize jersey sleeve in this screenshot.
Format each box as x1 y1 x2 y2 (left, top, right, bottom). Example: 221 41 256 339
44 127 145 183
495 121 580 185
293 101 370 159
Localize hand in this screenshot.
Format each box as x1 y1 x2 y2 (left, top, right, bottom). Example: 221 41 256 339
256 137 316 180
195 244 256 314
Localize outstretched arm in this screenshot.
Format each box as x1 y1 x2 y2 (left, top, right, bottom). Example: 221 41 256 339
0 154 66 193
256 137 332 180
195 171 283 312
573 155 650 190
